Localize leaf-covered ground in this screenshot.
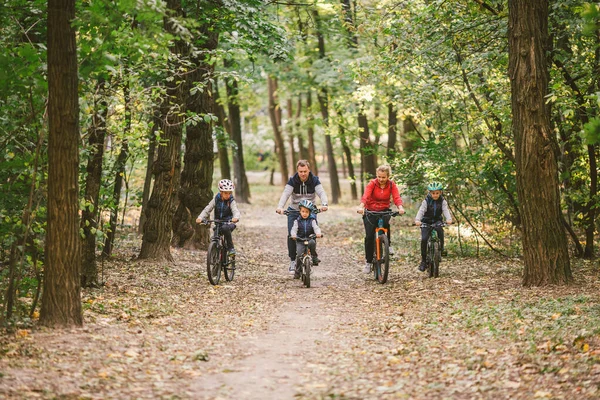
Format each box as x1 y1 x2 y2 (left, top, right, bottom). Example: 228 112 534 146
1 178 600 399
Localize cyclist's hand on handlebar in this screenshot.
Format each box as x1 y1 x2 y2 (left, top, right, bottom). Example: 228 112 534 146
231 218 239 223
316 233 323 238
291 236 297 241
276 208 283 215
357 206 364 215
446 220 453 224
321 206 328 212
397 206 406 215
415 221 422 226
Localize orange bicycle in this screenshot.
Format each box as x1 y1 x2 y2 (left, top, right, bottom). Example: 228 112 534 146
365 209 400 284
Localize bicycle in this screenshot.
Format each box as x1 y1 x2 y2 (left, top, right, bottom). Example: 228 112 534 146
364 209 400 284
294 234 319 288
419 221 446 278
204 219 236 285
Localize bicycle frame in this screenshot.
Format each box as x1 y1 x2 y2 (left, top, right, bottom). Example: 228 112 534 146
364 210 399 284
420 221 445 278
295 234 317 288
204 219 236 285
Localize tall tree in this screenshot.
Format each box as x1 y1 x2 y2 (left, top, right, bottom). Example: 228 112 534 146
268 76 289 183
313 7 341 203
508 0 571 285
81 77 108 287
214 79 232 180
41 0 82 327
172 9 219 249
226 59 251 202
138 0 187 261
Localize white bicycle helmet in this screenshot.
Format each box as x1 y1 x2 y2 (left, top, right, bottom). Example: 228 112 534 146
218 179 234 191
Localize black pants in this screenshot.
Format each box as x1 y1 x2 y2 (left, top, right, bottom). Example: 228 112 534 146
363 213 391 263
220 223 236 250
420 225 444 261
295 239 317 264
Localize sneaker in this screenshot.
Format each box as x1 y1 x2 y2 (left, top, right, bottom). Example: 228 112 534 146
388 246 395 255
227 248 236 257
418 261 427 272
312 257 320 266
289 260 296 274
363 262 372 274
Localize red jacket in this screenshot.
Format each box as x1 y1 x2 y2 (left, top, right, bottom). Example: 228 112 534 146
361 179 403 211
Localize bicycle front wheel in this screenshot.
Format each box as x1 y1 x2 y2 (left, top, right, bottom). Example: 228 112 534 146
432 241 440 278
207 242 222 285
302 256 311 288
224 256 236 281
377 234 390 284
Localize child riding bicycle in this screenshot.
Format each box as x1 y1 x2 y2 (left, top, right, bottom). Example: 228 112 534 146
357 165 405 274
414 181 452 272
196 179 241 256
290 200 322 279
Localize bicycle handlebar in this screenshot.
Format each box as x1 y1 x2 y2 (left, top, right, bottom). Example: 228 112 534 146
415 221 447 228
293 234 320 241
201 219 232 225
364 209 401 217
282 208 322 216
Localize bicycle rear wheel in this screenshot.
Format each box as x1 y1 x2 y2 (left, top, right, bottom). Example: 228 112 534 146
377 234 390 284
427 240 434 278
432 241 440 278
302 256 311 288
207 242 222 285
224 256 236 281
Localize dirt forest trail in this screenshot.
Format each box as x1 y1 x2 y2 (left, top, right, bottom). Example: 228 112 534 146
1 173 600 399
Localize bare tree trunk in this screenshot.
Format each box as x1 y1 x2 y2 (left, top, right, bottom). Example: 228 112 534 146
41 0 82 327
81 77 107 287
313 8 341 203
306 91 318 174
214 79 231 180
172 26 219 249
268 76 289 184
359 107 377 182
508 0 571 286
296 96 308 160
226 72 250 202
387 103 397 159
286 98 297 172
103 139 128 257
138 111 159 234
138 0 186 261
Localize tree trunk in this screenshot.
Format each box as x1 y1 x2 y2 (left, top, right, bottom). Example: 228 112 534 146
214 79 231 180
41 0 82 327
313 8 341 203
81 77 108 288
387 102 398 159
172 28 218 249
296 96 308 160
268 76 289 184
226 64 250 202
103 81 131 258
306 91 318 174
287 98 297 171
401 116 419 153
138 0 186 261
359 107 377 182
340 122 358 200
508 0 571 285
138 110 159 234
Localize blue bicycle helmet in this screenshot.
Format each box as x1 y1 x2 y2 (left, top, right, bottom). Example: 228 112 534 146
427 181 444 191
298 199 314 211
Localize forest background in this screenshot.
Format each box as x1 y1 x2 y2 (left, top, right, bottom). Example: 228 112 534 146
0 0 599 327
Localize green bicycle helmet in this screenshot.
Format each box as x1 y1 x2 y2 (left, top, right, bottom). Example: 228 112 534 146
298 199 315 211
427 181 444 191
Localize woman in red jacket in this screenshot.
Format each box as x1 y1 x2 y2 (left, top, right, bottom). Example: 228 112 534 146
357 165 405 273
